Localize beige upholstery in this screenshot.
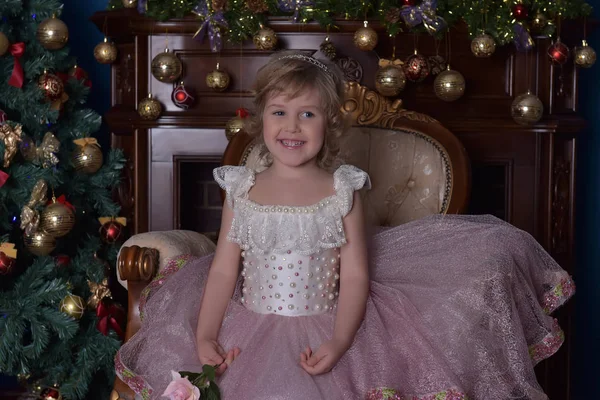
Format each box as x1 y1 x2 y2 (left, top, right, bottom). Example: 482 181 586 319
116 230 216 288
240 126 451 227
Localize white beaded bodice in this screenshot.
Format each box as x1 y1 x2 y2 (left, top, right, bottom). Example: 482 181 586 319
214 164 370 317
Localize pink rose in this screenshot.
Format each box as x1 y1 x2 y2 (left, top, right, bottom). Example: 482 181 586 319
162 371 201 400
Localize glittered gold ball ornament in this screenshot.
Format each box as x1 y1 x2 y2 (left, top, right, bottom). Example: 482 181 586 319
353 21 378 51
0 32 9 57
206 63 230 92
225 115 245 141
39 387 63 400
72 142 103 174
94 38 118 64
41 200 75 238
511 90 543 125
151 48 183 83
574 39 596 68
375 65 406 97
434 66 466 102
122 0 137 8
24 230 57 256
38 72 64 101
531 12 548 31
471 33 496 58
60 294 85 319
138 93 162 120
36 15 69 50
253 24 277 51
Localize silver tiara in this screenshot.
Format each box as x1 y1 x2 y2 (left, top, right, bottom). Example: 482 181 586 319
277 54 331 74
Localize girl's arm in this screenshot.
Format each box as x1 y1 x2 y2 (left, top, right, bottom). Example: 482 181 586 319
300 192 369 375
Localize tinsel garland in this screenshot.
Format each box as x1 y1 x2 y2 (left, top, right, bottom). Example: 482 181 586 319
108 0 593 47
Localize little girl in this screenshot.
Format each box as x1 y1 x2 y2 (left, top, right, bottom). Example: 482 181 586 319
115 52 574 400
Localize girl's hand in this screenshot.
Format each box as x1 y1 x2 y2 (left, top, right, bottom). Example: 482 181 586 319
299 339 349 376
197 338 240 376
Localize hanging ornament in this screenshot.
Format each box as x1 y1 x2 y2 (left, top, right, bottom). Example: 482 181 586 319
246 0 268 13
511 91 543 125
41 196 75 238
353 21 378 51
206 63 231 92
404 51 430 83
36 15 69 50
548 38 570 65
253 24 277 51
434 66 466 102
0 243 17 275
20 180 48 236
428 55 447 76
0 123 22 168
38 71 64 101
320 36 337 60
38 387 63 400
20 132 60 168
60 294 85 319
574 40 596 68
122 0 137 8
88 278 112 309
138 93 162 120
512 4 528 21
531 12 548 32
0 32 8 56
24 230 56 256
375 59 406 97
99 217 127 243
225 108 249 141
94 37 118 64
0 109 7 124
151 48 183 83
471 33 496 58
384 8 401 24
72 138 103 174
171 81 196 109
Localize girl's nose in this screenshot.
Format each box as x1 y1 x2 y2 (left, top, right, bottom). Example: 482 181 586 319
285 116 300 133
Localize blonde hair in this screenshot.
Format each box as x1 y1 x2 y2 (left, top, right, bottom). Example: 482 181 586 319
245 51 347 171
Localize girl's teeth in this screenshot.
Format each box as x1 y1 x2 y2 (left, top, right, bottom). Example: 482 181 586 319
281 140 304 147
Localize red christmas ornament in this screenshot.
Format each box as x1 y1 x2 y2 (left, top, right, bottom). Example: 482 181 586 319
236 107 249 118
39 387 62 400
0 251 16 275
54 254 71 268
404 52 430 82
171 82 196 109
512 4 528 20
38 72 64 101
99 219 125 243
0 109 7 124
548 39 570 65
402 0 415 6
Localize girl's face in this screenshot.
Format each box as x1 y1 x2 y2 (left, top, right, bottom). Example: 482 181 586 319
262 87 326 169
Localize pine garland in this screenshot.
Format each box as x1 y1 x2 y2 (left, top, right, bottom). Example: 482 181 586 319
107 0 593 46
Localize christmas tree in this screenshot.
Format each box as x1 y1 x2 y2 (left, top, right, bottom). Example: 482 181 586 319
0 1 126 399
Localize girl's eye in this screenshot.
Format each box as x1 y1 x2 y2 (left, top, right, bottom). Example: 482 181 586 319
273 111 284 116
301 111 315 118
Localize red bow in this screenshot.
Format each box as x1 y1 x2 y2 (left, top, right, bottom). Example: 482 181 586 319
57 70 92 88
96 301 125 340
8 42 25 88
47 195 75 212
0 170 8 188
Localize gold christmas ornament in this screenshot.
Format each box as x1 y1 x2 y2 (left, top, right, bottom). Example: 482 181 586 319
36 15 69 50
0 31 9 57
21 131 60 168
151 48 183 83
72 138 103 174
88 278 112 309
0 123 23 168
574 40 596 68
225 116 245 141
60 294 85 319
353 21 378 51
138 93 162 120
531 12 548 31
20 180 48 236
253 24 277 51
471 33 496 58
38 71 64 101
24 230 56 256
122 0 137 8
434 66 466 102
375 63 406 97
320 36 337 60
41 199 75 238
94 38 118 64
511 90 543 125
206 63 230 92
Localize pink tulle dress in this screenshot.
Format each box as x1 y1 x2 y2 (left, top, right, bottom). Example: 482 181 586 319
115 164 574 400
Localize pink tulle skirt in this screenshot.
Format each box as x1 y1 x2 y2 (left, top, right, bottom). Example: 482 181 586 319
115 215 573 400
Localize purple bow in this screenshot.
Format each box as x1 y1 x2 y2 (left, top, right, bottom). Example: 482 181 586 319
137 0 147 14
193 1 228 52
513 23 534 52
278 0 314 23
400 0 446 34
